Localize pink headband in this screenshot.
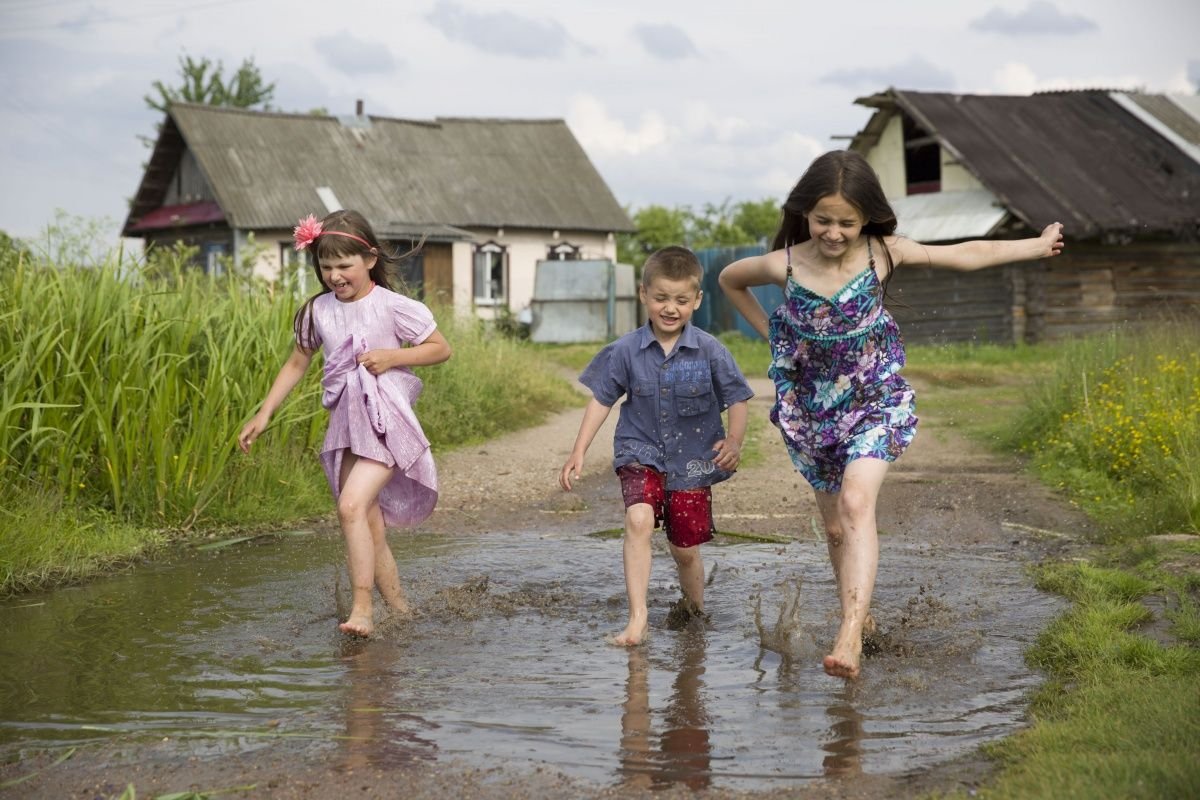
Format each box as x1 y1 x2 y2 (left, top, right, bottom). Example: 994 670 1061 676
292 214 375 252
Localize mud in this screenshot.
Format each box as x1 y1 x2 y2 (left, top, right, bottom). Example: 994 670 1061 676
0 378 1095 799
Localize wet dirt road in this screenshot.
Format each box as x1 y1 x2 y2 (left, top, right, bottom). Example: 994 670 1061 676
0 378 1093 799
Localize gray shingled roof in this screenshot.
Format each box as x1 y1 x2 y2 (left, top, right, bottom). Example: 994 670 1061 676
851 89 1200 240
124 103 634 235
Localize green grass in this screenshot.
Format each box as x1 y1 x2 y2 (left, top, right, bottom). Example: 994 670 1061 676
1004 323 1200 538
960 549 1200 800
0 246 578 594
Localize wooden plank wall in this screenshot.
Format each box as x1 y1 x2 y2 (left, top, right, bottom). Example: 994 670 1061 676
886 265 1018 344
1025 242 1200 341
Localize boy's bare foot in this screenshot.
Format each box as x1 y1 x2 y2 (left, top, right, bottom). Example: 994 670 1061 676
339 613 374 638
823 634 862 679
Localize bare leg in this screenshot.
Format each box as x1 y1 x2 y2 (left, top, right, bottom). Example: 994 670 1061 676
669 542 705 613
611 503 654 646
814 458 888 678
336 453 397 637
367 500 411 616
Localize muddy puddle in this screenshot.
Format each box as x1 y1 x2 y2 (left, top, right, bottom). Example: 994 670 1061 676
0 528 1061 790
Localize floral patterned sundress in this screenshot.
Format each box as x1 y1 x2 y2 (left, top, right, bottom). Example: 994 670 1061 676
768 238 917 493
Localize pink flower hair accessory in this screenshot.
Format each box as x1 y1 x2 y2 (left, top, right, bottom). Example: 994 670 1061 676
293 214 323 251
293 214 376 252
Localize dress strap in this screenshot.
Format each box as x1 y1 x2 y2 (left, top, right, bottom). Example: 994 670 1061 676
867 237 875 269
785 242 793 279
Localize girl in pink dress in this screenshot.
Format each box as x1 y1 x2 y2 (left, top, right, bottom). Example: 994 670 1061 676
239 209 451 637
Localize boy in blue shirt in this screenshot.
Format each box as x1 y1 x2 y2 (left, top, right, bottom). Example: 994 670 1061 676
559 246 754 646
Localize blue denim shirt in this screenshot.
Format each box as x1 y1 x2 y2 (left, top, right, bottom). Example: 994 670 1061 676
580 323 754 490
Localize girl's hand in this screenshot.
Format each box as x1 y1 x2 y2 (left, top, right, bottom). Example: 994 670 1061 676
712 438 742 471
356 349 394 375
238 414 269 454
1040 222 1065 258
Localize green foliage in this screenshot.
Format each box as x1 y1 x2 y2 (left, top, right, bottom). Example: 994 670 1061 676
1007 323 1200 537
145 54 275 113
617 198 781 268
0 230 579 594
973 557 1200 800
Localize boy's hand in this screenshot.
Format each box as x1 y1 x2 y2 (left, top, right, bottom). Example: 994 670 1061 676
559 455 585 491
712 438 742 471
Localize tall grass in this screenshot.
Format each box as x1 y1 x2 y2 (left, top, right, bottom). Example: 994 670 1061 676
1006 323 1200 537
0 244 577 594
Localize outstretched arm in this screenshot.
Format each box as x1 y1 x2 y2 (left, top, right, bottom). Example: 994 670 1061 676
357 329 452 375
239 344 315 453
718 253 786 339
891 222 1065 272
559 397 613 491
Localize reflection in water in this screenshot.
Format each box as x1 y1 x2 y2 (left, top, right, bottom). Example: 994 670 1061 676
338 637 437 772
821 688 865 778
618 631 712 790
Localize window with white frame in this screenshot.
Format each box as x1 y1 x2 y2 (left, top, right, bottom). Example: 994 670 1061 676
473 241 507 305
547 241 581 260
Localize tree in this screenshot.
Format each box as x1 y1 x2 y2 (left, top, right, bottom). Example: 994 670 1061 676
617 199 781 268
145 54 275 114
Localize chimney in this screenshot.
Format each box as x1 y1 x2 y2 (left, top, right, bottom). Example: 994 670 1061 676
356 99 364 117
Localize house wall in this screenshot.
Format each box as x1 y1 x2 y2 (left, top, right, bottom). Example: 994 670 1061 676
940 151 984 192
1024 242 1200 341
453 227 617 320
887 264 1021 344
163 150 216 205
865 115 906 198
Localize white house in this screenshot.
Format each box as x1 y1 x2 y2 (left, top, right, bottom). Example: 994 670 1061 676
122 102 634 319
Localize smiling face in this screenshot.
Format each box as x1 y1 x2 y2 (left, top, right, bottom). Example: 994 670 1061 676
319 251 377 302
805 192 866 259
639 276 702 338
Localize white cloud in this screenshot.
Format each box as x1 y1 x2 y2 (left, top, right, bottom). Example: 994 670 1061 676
822 55 954 90
631 23 699 61
567 94 671 156
425 1 575 59
992 62 1146 94
313 31 401 76
970 2 1097 36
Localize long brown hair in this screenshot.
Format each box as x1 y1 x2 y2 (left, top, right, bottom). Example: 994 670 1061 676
293 209 422 348
772 150 899 293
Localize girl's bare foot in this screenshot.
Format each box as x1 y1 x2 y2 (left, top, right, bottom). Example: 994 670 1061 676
823 634 862 679
606 612 649 647
339 613 374 638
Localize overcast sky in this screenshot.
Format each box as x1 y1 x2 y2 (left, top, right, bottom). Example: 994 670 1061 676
1 0 1197 242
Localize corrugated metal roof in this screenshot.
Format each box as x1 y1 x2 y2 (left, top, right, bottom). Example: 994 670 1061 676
852 89 1200 240
1112 92 1200 164
890 189 1009 243
125 104 634 235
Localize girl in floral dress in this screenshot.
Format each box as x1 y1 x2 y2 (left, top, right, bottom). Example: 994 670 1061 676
239 210 452 637
719 151 1064 678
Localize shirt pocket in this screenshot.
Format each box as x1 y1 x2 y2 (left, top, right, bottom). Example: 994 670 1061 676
674 380 713 417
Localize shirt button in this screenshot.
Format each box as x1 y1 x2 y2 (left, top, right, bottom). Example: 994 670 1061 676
661 388 668 395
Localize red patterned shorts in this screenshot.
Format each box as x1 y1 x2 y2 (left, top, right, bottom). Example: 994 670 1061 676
616 464 714 549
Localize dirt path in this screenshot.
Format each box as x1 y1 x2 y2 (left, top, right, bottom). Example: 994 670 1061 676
5 377 1094 800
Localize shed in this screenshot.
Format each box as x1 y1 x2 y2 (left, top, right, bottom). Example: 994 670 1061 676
848 88 1200 343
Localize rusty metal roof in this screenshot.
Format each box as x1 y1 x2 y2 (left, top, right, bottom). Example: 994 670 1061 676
124 104 634 236
852 89 1200 240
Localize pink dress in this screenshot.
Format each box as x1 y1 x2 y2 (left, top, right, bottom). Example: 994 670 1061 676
298 285 439 527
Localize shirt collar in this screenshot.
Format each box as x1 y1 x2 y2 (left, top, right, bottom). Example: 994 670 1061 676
636 321 699 352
